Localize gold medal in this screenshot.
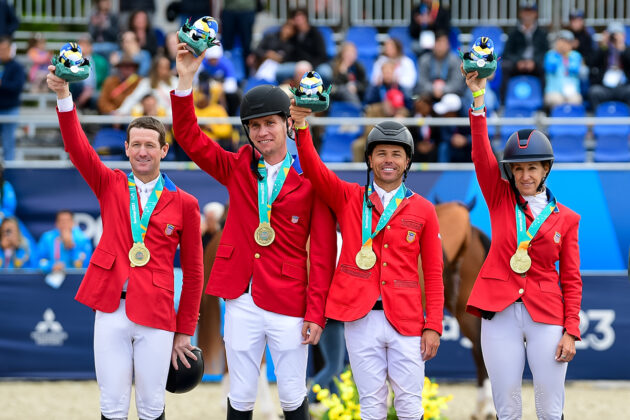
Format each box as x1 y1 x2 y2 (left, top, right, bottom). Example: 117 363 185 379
254 222 275 246
510 248 531 274
129 242 150 267
355 245 377 270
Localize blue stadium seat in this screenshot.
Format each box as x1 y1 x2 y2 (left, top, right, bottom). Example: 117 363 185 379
594 135 630 162
387 26 414 56
356 55 376 78
550 136 586 162
224 48 246 82
449 26 461 52
328 101 362 118
505 75 543 111
593 101 630 138
470 25 505 56
548 103 587 138
93 128 127 160
500 107 535 145
346 26 379 59
316 26 337 59
320 131 357 162
242 77 275 93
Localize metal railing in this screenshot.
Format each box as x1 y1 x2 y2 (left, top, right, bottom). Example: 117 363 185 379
8 0 91 24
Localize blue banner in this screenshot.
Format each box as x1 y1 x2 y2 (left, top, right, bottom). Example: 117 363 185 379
1 272 628 380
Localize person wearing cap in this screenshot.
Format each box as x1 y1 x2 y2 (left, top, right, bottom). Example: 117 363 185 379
291 100 444 420
463 67 582 419
501 1 549 100
543 30 583 108
588 21 630 109
46 64 204 420
97 55 142 114
171 43 337 420
568 9 595 66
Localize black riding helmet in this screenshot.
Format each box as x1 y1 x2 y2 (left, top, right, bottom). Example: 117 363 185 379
363 121 414 206
166 347 204 394
501 128 554 193
240 85 291 179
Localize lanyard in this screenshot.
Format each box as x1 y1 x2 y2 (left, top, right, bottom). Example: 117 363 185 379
128 173 164 244
257 153 293 225
361 183 406 247
515 192 556 251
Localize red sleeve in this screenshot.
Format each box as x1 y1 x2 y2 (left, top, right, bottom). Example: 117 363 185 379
295 126 352 213
175 193 204 335
57 107 114 197
304 196 337 328
171 92 237 185
420 202 445 335
470 110 510 209
559 214 582 340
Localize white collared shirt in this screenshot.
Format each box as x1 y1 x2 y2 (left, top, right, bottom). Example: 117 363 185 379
372 182 402 208
523 189 548 218
264 160 284 201
134 174 161 209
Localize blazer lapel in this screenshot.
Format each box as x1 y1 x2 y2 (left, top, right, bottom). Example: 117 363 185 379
274 166 302 202
368 189 384 216
532 207 561 243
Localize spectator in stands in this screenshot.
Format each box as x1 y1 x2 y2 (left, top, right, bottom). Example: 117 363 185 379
0 163 16 219
544 30 583 108
588 22 630 110
117 55 177 116
433 93 472 163
164 31 179 69
330 41 367 105
198 45 240 116
0 217 33 268
26 33 52 93
127 9 159 57
411 97 439 162
371 37 417 91
248 21 296 83
37 210 93 274
409 0 451 55
352 86 410 162
276 8 331 84
97 55 142 115
110 31 151 77
568 9 595 67
415 31 465 107
220 0 257 71
193 82 235 152
118 0 154 27
0 0 19 38
365 60 413 109
501 2 549 100
89 0 120 57
0 35 25 161
201 201 225 251
69 36 103 111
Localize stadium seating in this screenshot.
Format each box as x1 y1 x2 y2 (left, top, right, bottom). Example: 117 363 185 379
500 107 535 145
505 75 543 111
345 26 379 59
242 77 276 93
92 128 127 160
387 26 415 56
592 101 630 138
594 135 630 162
317 26 337 59
320 101 363 162
548 104 587 162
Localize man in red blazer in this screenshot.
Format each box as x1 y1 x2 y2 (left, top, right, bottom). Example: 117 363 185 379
47 66 203 420
291 103 444 420
171 45 336 419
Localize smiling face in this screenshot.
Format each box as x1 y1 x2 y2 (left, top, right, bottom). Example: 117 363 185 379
246 114 289 164
368 144 410 190
510 161 549 196
125 127 169 182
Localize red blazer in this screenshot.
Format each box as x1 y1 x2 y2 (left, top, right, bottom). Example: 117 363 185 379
57 108 203 336
170 93 336 328
296 127 444 336
468 111 582 339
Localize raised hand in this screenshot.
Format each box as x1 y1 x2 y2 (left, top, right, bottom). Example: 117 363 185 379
289 98 312 134
175 39 206 91
46 65 70 100
461 63 487 93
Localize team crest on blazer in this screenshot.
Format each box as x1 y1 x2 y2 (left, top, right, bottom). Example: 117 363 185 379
406 231 416 243
554 231 561 243
165 224 175 236
291 216 300 224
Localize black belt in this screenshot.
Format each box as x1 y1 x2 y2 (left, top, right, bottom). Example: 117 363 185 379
121 291 127 299
371 300 384 310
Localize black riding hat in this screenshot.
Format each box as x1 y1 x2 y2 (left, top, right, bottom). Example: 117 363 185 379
501 129 554 165
365 121 414 163
166 347 204 394
240 85 290 123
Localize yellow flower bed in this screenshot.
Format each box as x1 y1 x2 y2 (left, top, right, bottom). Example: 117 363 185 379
311 370 453 420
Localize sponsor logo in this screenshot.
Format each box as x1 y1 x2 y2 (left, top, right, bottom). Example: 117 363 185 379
30 308 68 346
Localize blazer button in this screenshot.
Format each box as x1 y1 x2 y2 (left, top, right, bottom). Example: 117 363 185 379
255 253 260 259
383 262 387 267
386 225 391 230
382 281 386 285
384 244 389 248
518 288 524 294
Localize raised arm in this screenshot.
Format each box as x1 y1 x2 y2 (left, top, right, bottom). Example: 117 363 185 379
291 101 353 214
464 68 509 209
171 43 237 185
47 65 113 197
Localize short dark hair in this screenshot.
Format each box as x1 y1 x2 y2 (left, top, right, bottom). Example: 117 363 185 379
56 209 73 219
0 35 12 45
290 8 308 20
126 116 167 148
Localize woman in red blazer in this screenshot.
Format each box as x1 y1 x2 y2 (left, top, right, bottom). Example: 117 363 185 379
464 69 582 420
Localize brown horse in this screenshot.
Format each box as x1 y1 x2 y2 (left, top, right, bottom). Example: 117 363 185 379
428 201 494 420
